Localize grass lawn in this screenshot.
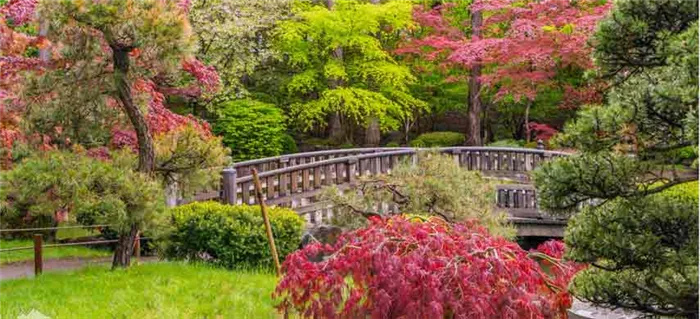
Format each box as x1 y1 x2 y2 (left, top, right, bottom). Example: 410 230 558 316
0 239 112 264
0 262 281 319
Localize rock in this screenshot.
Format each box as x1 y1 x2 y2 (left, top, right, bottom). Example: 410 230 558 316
299 225 342 249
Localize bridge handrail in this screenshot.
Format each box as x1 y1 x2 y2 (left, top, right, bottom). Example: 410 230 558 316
231 147 412 176
230 146 571 176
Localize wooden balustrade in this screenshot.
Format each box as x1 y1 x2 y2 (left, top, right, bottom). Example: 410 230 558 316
181 147 571 225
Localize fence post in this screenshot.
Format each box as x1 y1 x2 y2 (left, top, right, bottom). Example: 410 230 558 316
33 234 43 276
222 168 237 205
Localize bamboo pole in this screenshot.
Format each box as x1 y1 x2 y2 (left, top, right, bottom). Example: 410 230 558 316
251 168 282 277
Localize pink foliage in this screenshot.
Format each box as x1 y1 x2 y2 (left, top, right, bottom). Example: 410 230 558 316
0 0 37 26
111 79 212 150
398 0 610 105
181 58 220 93
275 216 584 319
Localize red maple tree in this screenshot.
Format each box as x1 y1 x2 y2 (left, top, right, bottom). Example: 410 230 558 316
397 0 610 141
275 216 585 319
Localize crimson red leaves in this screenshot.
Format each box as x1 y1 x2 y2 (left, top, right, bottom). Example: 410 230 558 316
275 217 582 319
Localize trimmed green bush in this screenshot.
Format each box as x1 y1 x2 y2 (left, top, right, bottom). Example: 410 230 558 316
213 99 287 161
487 139 524 148
409 131 465 147
280 134 298 154
164 202 305 269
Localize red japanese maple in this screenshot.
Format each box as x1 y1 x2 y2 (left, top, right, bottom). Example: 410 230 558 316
275 216 584 319
398 0 609 104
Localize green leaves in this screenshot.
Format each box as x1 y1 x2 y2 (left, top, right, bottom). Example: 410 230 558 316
213 99 287 161
0 151 166 236
274 0 422 132
164 202 305 269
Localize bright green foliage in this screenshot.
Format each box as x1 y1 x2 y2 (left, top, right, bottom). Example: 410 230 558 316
323 152 514 238
409 131 465 147
487 139 524 148
189 0 293 100
164 202 305 269
279 133 298 154
274 0 426 133
0 263 279 318
0 151 166 239
212 99 287 161
535 1 699 316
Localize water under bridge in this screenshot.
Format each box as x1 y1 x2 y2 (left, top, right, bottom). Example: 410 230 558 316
181 147 571 237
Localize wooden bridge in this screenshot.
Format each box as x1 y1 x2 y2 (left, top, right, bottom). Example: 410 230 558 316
182 147 571 237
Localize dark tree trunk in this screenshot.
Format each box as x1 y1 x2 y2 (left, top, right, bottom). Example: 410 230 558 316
466 9 483 146
111 46 154 268
112 224 138 269
365 117 381 146
524 98 532 143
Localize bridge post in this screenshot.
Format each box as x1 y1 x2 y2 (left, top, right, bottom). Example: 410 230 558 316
346 156 358 184
222 168 237 205
536 139 545 150
451 149 462 167
279 156 290 169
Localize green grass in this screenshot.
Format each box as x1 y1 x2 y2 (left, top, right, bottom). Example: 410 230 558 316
0 262 281 319
0 239 112 264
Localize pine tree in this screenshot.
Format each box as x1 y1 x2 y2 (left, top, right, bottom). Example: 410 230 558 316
534 1 698 316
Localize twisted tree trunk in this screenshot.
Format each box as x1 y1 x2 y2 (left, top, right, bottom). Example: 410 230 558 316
111 46 154 268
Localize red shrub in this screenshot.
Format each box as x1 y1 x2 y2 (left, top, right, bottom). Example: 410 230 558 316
275 217 582 319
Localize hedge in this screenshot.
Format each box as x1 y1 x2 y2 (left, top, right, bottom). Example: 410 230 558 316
409 131 465 147
164 202 305 269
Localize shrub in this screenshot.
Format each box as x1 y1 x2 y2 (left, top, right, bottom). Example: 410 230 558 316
487 139 524 148
275 216 583 318
385 141 400 147
409 131 464 147
280 134 298 154
213 99 287 161
164 202 305 269
0 151 166 241
322 152 513 237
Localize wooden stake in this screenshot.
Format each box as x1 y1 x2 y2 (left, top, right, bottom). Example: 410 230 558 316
33 234 43 276
251 168 282 277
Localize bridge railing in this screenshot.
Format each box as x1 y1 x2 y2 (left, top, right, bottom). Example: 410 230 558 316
179 147 571 225
230 147 411 178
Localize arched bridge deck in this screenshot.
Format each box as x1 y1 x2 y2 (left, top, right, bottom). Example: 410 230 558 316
181 147 571 237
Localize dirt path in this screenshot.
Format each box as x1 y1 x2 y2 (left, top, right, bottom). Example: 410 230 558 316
0 256 158 280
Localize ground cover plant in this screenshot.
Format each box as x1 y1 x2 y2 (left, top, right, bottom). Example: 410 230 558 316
0 262 279 318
